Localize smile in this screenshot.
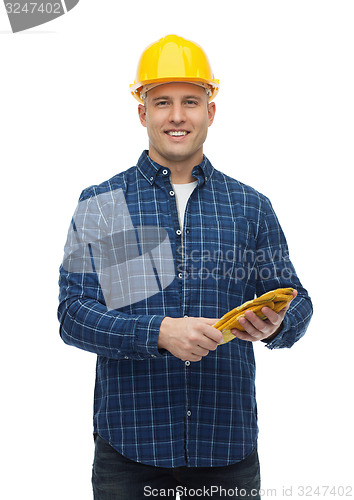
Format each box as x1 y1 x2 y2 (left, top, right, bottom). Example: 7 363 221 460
165 130 189 136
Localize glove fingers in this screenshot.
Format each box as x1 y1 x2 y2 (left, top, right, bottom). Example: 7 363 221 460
214 288 294 342
216 306 239 323
273 294 292 303
217 302 274 332
237 295 273 312
273 300 288 313
273 288 294 296
221 331 237 344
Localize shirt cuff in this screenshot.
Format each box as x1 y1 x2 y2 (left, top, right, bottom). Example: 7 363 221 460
134 314 166 358
262 314 290 350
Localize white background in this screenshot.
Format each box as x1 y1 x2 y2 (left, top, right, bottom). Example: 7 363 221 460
1 1 353 498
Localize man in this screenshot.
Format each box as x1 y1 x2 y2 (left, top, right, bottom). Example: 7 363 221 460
58 35 313 499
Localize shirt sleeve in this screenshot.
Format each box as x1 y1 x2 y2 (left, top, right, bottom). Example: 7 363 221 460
58 268 165 360
57 188 165 361
255 196 313 349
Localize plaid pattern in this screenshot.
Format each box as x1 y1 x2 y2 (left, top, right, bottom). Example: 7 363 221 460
58 151 313 467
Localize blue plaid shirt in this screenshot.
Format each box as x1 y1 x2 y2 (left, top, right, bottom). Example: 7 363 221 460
58 151 312 468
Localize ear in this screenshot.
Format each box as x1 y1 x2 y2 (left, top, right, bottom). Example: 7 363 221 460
138 104 147 127
208 102 216 127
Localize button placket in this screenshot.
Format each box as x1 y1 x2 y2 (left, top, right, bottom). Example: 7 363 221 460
163 175 184 299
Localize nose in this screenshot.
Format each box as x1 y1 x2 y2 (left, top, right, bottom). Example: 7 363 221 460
168 102 186 124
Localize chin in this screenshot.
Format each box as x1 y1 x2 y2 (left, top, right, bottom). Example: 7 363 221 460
164 146 200 162
166 151 190 161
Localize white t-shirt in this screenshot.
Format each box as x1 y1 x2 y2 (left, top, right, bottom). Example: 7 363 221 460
172 181 198 229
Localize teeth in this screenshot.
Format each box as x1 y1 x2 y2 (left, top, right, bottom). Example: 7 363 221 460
167 131 188 136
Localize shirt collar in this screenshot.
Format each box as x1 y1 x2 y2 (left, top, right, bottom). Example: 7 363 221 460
136 150 214 187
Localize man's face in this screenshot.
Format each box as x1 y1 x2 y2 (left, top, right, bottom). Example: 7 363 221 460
138 82 216 168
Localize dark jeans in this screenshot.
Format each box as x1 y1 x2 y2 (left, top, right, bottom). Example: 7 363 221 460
92 435 261 499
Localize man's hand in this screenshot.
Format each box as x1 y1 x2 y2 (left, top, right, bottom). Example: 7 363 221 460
158 317 223 362
230 289 298 342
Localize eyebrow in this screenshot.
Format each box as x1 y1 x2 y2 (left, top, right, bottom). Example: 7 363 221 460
151 95 202 102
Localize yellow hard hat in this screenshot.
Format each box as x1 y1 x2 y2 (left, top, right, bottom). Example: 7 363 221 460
130 34 220 104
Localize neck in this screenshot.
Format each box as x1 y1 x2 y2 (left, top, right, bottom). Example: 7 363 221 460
148 147 202 184
170 167 197 184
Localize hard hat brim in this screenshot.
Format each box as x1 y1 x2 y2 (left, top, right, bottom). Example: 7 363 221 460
130 78 219 104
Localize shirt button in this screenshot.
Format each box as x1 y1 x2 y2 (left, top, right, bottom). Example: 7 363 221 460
187 410 192 417
150 176 154 181
176 229 182 235
185 361 190 366
162 169 168 175
178 272 183 279
185 229 190 234
184 315 188 318
169 190 175 196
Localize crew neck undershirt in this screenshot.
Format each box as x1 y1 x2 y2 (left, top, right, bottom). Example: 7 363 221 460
172 181 198 229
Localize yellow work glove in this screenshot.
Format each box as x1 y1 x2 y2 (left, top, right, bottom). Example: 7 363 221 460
213 287 294 345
